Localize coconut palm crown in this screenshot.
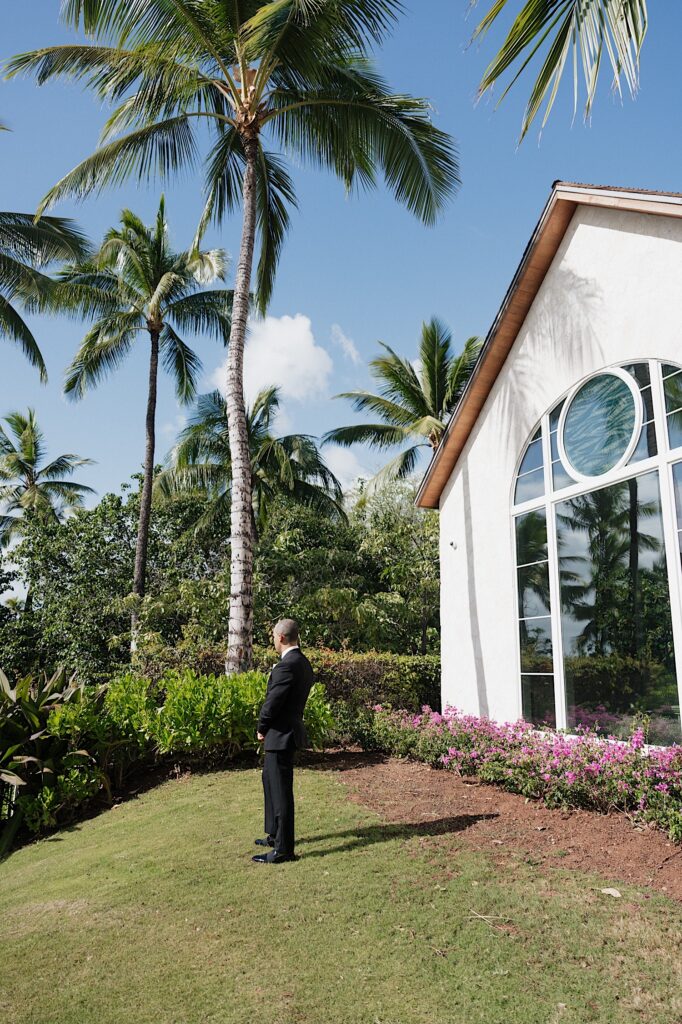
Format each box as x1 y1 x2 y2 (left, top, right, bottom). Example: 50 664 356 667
324 318 481 481
8 0 460 671
0 408 95 547
156 385 344 538
51 196 233 637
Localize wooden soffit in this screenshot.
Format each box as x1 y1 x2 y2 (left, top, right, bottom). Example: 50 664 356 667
416 182 682 509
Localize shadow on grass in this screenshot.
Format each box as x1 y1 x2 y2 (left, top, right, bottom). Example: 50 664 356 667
296 813 499 858
9 748 394 854
297 748 388 772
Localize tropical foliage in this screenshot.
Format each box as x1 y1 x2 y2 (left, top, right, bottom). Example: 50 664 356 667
0 479 439 682
8 0 459 671
155 385 343 539
473 0 649 140
325 318 480 481
0 408 94 547
0 666 100 856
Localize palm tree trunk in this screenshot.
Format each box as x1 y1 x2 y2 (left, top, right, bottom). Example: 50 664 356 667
131 327 160 652
225 133 258 674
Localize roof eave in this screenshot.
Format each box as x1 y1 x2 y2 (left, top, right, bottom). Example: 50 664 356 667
415 182 682 510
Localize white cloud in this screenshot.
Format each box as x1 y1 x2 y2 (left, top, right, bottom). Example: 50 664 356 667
160 413 187 436
324 445 372 491
330 323 361 365
209 314 333 407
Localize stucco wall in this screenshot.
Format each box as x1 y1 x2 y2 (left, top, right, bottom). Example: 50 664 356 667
439 203 682 720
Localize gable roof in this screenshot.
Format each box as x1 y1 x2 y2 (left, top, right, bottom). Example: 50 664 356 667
416 182 682 509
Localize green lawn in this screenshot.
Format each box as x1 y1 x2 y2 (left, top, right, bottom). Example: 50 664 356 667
1 762 681 1024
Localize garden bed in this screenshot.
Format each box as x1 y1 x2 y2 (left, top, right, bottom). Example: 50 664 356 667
318 748 682 904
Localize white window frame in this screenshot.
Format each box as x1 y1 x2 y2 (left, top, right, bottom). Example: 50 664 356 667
511 359 682 736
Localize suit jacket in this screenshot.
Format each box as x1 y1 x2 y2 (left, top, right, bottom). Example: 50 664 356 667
257 648 315 751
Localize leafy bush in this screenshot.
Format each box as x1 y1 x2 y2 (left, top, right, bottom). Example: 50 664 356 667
0 668 103 855
361 705 682 843
105 668 334 756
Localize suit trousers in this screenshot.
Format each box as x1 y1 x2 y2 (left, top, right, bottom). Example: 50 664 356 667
262 748 295 855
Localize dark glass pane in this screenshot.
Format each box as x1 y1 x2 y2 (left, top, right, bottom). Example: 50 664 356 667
673 464 682 531
515 508 547 565
521 675 556 728
520 617 553 672
552 458 574 490
549 401 564 431
563 374 637 477
556 471 681 745
623 362 651 390
518 562 551 618
664 373 682 415
627 421 657 464
668 411 682 451
641 385 654 423
662 364 682 380
514 467 544 504
518 436 543 476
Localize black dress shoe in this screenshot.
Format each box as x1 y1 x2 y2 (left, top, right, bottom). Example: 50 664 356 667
251 850 298 864
254 837 275 847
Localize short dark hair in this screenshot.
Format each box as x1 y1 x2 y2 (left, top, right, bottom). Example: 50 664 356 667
273 618 299 644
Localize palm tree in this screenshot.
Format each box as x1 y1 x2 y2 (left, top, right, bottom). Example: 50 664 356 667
8 0 459 672
472 0 648 141
155 386 344 542
324 318 481 481
0 408 94 548
52 197 232 641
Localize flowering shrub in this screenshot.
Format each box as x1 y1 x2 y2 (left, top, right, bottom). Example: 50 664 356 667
363 705 682 842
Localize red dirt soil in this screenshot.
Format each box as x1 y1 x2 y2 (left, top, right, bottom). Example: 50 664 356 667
312 750 682 904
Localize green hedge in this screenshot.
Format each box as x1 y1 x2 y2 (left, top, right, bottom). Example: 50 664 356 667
134 638 441 714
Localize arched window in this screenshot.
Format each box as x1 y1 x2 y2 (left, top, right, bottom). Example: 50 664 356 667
512 360 682 745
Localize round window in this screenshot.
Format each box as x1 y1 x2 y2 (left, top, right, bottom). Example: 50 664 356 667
559 370 641 479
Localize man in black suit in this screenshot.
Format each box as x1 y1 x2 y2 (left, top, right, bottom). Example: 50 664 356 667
252 618 314 864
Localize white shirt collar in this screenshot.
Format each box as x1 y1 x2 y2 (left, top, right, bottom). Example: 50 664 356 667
280 645 299 660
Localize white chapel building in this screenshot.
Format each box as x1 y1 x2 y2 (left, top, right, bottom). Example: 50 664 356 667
417 182 682 745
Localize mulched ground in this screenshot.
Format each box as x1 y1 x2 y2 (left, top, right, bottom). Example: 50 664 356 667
301 748 682 904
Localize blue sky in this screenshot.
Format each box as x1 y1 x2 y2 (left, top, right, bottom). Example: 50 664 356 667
2 3 682 496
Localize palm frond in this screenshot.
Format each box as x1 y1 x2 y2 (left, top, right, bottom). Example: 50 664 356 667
244 0 403 72
37 116 198 215
366 443 424 486
418 316 451 418
445 335 482 411
267 57 459 224
38 453 96 480
167 289 233 339
0 296 48 382
323 422 412 450
0 212 90 263
473 0 648 140
369 342 427 414
159 323 202 403
63 313 143 398
254 147 297 313
330 389 417 426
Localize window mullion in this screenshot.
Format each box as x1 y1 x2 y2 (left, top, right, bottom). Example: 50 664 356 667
542 413 567 730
